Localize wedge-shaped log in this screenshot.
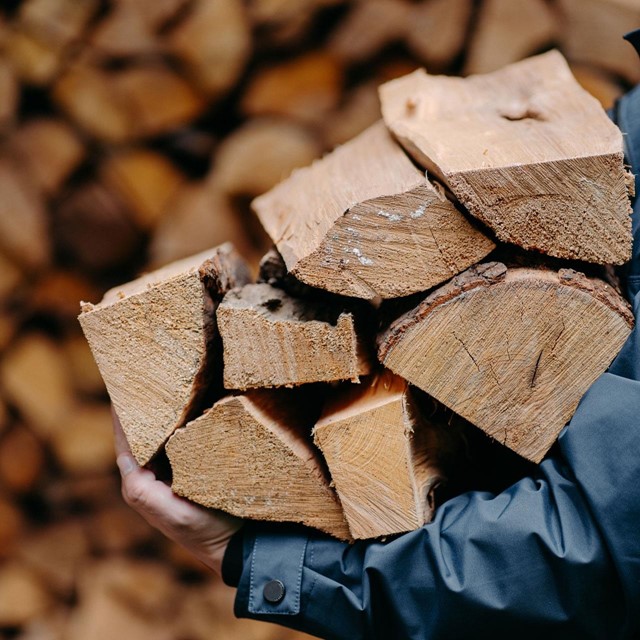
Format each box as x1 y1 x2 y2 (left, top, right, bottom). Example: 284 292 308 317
253 121 495 299
314 372 448 539
166 391 351 540
379 262 633 463
218 283 371 390
380 51 633 265
79 244 250 465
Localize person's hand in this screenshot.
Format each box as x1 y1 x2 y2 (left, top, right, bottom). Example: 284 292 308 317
112 408 243 575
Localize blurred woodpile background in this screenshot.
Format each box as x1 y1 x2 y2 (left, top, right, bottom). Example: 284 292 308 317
0 0 637 638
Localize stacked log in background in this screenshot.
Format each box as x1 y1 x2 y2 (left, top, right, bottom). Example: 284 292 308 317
0 0 638 638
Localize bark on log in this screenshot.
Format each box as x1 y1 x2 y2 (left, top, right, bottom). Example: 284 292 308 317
314 372 447 539
380 51 633 264
79 244 250 465
253 121 495 299
166 391 351 539
217 283 371 390
379 262 634 463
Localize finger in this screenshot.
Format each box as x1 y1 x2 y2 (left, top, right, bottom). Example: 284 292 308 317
111 405 135 460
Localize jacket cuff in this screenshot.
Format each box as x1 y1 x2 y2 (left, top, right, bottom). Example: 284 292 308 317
221 526 245 587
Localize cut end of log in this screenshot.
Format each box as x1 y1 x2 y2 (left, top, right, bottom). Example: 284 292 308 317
379 262 633 462
167 392 351 540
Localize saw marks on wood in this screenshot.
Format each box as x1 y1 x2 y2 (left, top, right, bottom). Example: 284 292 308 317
253 121 495 299
379 262 633 463
380 51 632 264
166 391 351 540
79 244 250 465
314 371 446 539
217 283 370 390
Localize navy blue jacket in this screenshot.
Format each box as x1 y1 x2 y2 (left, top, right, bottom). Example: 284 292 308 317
223 84 640 640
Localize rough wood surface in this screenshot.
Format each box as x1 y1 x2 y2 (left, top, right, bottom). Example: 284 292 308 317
79 244 250 465
314 371 446 539
464 0 557 75
218 283 370 390
380 51 633 265
254 121 495 299
558 0 640 84
379 262 634 463
167 391 351 539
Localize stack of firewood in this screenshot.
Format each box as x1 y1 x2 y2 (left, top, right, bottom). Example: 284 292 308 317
1 0 638 637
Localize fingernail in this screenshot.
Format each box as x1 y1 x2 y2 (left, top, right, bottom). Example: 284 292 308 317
117 454 137 476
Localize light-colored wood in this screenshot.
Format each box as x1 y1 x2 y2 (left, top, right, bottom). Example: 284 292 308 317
0 158 50 270
54 63 205 143
30 271 101 321
213 118 321 197
558 0 640 84
464 0 557 75
0 60 18 130
253 121 495 299
62 334 106 397
380 52 633 264
49 403 114 476
167 391 351 539
0 425 45 493
79 244 250 465
314 372 446 539
379 262 634 463
9 119 84 196
100 150 185 230
167 0 251 98
218 283 371 390
241 51 342 125
405 0 473 69
0 496 24 559
147 181 254 269
0 563 52 628
328 0 411 64
570 63 624 111
18 521 90 596
87 504 154 554
6 0 100 85
0 333 75 440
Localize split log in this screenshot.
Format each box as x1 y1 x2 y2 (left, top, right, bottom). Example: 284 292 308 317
378 262 634 463
100 150 185 231
0 314 16 353
166 391 351 539
380 51 633 265
570 63 624 111
79 244 250 465
62 334 106 397
0 158 50 270
217 283 371 390
241 51 343 125
327 0 411 64
0 251 23 300
6 0 100 85
0 425 45 494
54 63 205 143
405 0 473 69
0 333 75 440
464 0 557 75
0 60 18 131
87 505 154 554
30 271 101 321
147 181 255 269
167 0 251 98
213 118 321 197
314 372 447 539
558 0 640 84
9 118 85 196
253 121 495 299
49 403 114 476
0 563 52 628
0 496 24 559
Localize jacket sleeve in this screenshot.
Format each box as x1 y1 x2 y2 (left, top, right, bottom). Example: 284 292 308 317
228 88 640 640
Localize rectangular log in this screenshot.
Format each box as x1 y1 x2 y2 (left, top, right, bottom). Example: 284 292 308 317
380 51 633 265
79 244 250 465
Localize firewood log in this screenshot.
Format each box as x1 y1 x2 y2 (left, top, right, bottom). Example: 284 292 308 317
30 271 101 321
314 372 449 539
379 262 634 463
253 121 495 299
0 495 24 559
0 425 45 494
570 63 624 111
166 390 351 539
62 333 106 397
79 244 250 465
380 51 633 264
558 0 640 84
0 564 52 628
217 283 371 390
0 251 23 300
0 59 18 131
464 0 557 75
